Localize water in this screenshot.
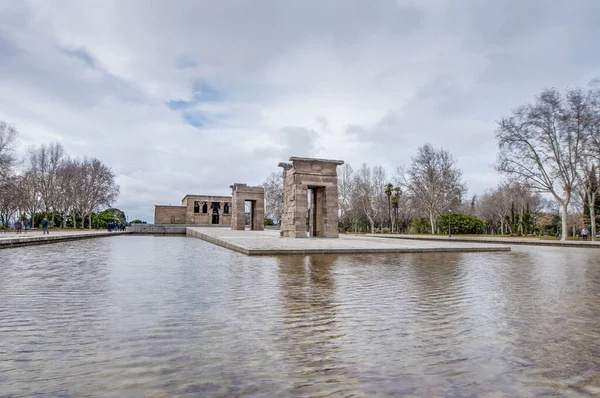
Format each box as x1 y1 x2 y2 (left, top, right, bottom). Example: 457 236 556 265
1 236 600 397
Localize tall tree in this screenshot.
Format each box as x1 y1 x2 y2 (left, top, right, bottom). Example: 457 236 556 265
385 183 393 230
391 187 401 233
0 121 18 181
355 164 386 234
262 171 284 224
27 142 65 221
405 144 467 234
496 87 587 240
73 158 119 229
582 79 600 240
17 171 42 228
337 163 355 227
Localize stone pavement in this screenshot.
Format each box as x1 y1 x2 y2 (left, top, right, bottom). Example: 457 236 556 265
372 234 600 248
186 227 511 256
0 229 131 249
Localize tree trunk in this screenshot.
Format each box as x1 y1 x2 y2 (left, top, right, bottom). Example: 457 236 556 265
89 213 92 229
367 215 375 234
429 211 435 235
560 203 568 241
591 192 596 242
388 196 393 229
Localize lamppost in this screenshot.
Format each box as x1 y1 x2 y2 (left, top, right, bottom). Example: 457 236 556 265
448 209 452 238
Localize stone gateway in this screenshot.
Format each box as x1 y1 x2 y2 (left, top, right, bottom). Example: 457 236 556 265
230 184 265 231
278 157 344 238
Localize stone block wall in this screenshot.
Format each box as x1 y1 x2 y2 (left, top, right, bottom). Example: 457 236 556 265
154 206 187 224
154 195 233 224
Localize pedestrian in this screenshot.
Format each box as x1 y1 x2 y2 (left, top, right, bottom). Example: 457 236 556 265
41 217 49 235
581 227 589 241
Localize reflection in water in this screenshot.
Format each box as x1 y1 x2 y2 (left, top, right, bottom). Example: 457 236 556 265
1 237 600 396
276 255 348 396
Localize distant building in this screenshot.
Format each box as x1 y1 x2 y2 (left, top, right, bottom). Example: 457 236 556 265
154 195 232 225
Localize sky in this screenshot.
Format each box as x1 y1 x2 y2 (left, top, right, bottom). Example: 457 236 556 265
1 0 599 222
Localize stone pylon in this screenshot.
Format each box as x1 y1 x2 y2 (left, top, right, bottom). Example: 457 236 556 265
278 157 344 238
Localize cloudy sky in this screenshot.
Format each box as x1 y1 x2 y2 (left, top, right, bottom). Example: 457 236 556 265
1 0 599 221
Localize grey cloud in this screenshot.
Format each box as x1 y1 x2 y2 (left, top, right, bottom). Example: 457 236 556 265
1 0 599 221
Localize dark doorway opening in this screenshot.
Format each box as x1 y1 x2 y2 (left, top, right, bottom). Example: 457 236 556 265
307 186 324 237
212 214 219 224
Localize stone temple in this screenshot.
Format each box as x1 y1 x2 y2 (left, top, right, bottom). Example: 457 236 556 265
279 157 344 238
155 195 233 225
154 184 266 230
154 157 343 238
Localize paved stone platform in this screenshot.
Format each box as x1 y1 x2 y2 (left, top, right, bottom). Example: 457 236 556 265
0 230 131 249
186 227 511 255
371 234 600 248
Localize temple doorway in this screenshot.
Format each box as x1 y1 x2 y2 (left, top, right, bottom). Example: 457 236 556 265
307 186 324 237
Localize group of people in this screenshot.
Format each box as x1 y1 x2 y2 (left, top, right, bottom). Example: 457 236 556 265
107 221 126 232
1 220 34 233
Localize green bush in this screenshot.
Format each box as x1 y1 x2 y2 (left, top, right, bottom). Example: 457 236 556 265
437 213 485 234
381 227 390 234
410 216 431 234
264 217 275 226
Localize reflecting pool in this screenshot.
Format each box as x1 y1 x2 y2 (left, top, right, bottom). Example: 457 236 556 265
1 236 600 396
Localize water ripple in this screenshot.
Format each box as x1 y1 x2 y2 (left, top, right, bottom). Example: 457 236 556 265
1 238 600 396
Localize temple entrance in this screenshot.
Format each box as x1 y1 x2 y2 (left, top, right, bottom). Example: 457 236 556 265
278 157 344 238
244 200 256 230
212 214 219 224
307 186 324 237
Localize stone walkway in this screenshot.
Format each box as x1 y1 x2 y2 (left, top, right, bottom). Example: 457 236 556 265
187 227 511 255
0 230 131 249
372 234 600 248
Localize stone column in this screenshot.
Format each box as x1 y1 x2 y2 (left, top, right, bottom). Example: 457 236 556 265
323 185 339 238
253 199 265 231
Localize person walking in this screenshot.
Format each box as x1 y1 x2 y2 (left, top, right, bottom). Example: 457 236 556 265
41 217 49 235
582 227 589 241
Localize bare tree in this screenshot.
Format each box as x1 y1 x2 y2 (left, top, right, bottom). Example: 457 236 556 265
27 142 65 222
262 171 283 224
337 163 355 226
355 164 386 233
0 176 18 227
55 158 80 228
477 182 542 235
73 158 119 229
0 121 18 181
16 171 42 228
404 144 466 234
582 79 600 240
496 87 587 240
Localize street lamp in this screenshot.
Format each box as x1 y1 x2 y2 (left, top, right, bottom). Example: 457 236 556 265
448 209 452 238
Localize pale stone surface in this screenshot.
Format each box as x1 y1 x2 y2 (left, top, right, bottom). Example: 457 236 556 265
186 227 511 255
373 234 600 248
230 183 265 231
0 230 131 249
279 157 343 238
